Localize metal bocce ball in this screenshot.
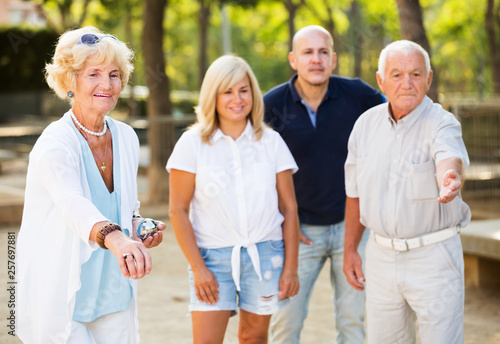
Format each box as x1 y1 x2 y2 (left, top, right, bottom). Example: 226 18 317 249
136 218 158 240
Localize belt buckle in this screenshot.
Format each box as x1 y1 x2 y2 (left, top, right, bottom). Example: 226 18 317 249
392 238 408 251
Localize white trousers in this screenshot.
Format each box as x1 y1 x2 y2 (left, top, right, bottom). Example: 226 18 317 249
365 232 464 344
67 306 135 344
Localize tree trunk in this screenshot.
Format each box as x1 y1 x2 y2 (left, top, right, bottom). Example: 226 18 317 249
350 0 362 78
58 1 71 29
78 0 92 26
142 0 174 204
284 0 296 53
283 0 303 76
316 0 339 74
125 0 137 118
199 0 211 87
221 4 232 54
395 0 439 102
486 0 500 94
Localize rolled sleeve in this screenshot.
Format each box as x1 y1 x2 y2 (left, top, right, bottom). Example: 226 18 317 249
345 126 359 198
432 113 470 169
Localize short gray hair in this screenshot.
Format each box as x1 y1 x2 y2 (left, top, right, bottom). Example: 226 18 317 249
378 40 431 81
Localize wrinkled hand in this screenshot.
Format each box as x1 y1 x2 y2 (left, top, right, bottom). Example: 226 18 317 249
279 268 299 300
193 266 220 305
105 231 152 279
132 219 166 248
343 250 365 291
438 169 461 204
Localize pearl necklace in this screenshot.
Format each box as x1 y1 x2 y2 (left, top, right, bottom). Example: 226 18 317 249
71 111 107 136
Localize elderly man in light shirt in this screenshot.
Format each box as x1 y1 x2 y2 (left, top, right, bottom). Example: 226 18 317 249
343 40 470 344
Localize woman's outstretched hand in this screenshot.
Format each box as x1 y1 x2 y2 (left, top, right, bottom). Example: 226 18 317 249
105 230 152 279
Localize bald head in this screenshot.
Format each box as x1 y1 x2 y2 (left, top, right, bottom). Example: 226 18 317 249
292 25 334 53
288 25 337 88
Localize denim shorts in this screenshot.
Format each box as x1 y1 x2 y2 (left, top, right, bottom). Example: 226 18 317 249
188 240 289 316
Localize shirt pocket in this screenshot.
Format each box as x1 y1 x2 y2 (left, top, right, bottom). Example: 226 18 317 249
409 160 439 200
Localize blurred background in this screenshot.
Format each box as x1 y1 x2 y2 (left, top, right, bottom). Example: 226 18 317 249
1 0 499 209
0 0 499 342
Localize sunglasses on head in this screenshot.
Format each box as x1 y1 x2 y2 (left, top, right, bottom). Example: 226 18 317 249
76 33 118 45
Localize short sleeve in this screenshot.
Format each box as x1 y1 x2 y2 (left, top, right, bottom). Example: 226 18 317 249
270 130 298 174
344 119 361 198
166 129 199 173
432 112 470 169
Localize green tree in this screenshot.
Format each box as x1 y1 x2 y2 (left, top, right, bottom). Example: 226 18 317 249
225 2 291 91
198 0 211 86
282 0 305 53
32 0 499 104
303 0 368 77
395 0 439 101
301 0 398 84
196 0 260 86
143 0 174 203
33 0 93 32
486 0 500 94
303 0 343 74
94 0 143 117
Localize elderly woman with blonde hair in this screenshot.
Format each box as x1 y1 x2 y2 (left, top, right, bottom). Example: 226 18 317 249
167 55 300 343
17 26 165 344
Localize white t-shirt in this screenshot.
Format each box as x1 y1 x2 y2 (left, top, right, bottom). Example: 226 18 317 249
167 121 298 290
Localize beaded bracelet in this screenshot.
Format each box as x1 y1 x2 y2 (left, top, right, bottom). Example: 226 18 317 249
96 223 122 249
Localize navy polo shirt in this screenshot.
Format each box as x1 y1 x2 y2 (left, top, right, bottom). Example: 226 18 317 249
264 74 385 225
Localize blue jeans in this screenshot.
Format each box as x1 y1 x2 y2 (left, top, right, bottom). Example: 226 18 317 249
270 221 369 344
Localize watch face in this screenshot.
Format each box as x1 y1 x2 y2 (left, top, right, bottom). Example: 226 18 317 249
137 218 158 240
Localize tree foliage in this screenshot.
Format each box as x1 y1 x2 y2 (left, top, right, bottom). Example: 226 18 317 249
12 0 499 98
486 0 500 94
395 0 438 101
33 0 93 32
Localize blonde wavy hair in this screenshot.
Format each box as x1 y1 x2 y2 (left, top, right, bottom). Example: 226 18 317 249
45 26 134 102
193 55 266 143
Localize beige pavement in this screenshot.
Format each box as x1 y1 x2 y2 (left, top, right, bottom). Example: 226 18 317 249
1 218 500 343
0 169 499 343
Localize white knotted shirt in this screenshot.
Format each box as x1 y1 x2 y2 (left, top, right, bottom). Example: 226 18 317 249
167 122 298 290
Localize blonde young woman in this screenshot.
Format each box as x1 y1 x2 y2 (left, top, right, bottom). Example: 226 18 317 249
167 55 300 343
17 26 165 343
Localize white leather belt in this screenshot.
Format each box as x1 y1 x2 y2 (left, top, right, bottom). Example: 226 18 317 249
373 226 460 252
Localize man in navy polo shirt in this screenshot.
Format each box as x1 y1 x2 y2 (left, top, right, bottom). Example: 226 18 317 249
265 25 384 344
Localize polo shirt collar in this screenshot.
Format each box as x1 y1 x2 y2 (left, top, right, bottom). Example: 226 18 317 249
386 95 432 129
288 74 334 104
211 119 254 143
